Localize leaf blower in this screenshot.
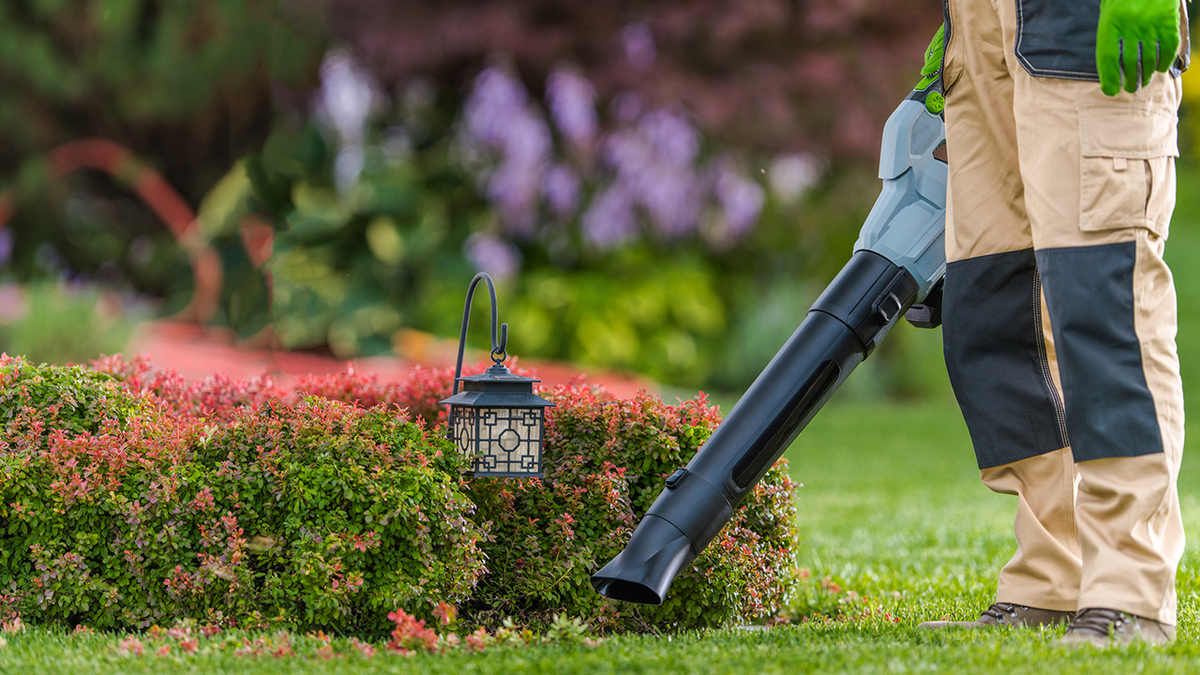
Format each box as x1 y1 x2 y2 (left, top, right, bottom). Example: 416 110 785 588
591 93 948 605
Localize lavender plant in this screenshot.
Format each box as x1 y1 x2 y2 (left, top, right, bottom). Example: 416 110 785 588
235 43 829 387
455 62 768 267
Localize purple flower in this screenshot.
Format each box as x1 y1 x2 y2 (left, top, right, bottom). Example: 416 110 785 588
546 67 598 153
542 164 581 219
715 165 765 238
462 64 553 236
598 108 703 238
464 233 522 281
601 129 652 183
638 166 701 239
582 186 637 249
768 153 824 203
622 23 657 70
488 160 542 237
487 115 551 236
639 109 699 166
502 110 553 166
0 229 12 266
463 65 529 149
314 50 380 146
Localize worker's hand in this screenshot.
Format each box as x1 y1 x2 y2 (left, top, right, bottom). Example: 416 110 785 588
1096 0 1180 96
915 25 945 114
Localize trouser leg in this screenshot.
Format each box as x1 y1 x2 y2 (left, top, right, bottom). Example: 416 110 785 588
1032 232 1185 625
1008 8 1186 627
981 449 1080 612
944 0 1184 622
941 0 1082 610
1074 453 1184 624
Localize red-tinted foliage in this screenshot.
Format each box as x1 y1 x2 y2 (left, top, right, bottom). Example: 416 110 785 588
1 356 485 635
294 358 540 429
4 355 797 634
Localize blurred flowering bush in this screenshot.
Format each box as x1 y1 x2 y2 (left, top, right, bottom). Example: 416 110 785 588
223 48 836 387
0 0 953 391
457 63 766 253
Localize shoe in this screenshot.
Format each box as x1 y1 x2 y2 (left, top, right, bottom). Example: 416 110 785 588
919 602 1075 629
1060 607 1174 647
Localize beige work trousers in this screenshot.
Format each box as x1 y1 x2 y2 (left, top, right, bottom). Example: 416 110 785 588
942 0 1186 624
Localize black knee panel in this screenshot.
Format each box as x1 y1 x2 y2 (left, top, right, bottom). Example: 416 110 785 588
1036 242 1163 462
943 248 1070 469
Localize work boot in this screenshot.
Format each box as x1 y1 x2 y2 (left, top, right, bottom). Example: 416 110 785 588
919 602 1074 629
1060 607 1174 647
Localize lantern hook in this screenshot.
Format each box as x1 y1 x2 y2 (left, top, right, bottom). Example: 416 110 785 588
452 273 509 395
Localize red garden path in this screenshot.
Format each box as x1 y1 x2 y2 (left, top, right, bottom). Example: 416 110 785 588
129 320 656 400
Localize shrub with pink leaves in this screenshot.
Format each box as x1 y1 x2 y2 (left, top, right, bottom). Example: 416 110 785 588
294 360 798 631
293 358 534 429
2 355 797 635
0 356 485 634
463 383 798 631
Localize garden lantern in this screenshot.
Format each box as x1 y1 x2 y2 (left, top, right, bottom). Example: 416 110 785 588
440 273 554 477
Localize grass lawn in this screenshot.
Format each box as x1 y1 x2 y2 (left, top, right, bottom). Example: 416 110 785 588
4 168 1200 672
4 395 1200 673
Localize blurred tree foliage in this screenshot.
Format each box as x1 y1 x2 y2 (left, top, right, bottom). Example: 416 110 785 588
328 0 936 161
0 0 313 197
0 0 318 314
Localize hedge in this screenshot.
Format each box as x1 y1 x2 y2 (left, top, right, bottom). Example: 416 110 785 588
0 354 798 634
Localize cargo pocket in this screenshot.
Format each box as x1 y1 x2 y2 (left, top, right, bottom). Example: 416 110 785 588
1078 103 1179 238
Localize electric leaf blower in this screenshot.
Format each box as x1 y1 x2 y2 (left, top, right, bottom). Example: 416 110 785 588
591 93 948 605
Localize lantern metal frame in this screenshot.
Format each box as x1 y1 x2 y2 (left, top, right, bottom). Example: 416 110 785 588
439 273 554 477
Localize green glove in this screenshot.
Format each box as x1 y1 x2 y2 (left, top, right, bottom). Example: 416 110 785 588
916 25 946 114
1096 0 1180 96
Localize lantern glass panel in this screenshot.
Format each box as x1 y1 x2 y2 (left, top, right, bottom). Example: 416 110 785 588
465 406 543 476
450 406 476 456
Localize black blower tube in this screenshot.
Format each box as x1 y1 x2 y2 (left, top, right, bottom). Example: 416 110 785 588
591 250 919 605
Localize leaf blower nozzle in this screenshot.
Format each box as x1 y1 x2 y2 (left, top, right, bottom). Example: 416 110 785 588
590 516 694 605
593 97 948 606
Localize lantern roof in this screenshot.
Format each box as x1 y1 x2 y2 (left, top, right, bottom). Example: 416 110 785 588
439 364 556 408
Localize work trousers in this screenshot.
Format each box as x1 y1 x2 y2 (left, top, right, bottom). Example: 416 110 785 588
941 0 1186 624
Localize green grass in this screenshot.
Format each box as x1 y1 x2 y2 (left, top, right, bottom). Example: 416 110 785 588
11 623 1200 674
0 281 143 366
3 166 1200 672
